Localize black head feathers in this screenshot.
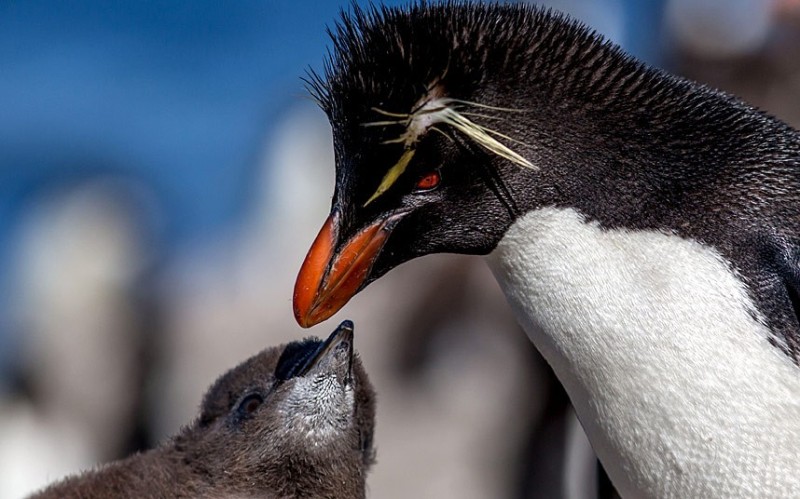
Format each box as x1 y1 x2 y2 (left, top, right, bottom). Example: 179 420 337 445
307 3 663 130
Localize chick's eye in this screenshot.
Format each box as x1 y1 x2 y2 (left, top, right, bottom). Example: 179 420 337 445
414 171 441 192
237 393 264 416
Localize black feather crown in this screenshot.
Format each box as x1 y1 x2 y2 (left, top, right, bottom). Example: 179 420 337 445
305 2 666 121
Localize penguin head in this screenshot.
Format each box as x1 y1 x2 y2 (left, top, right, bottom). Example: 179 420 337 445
185 320 375 495
294 4 609 327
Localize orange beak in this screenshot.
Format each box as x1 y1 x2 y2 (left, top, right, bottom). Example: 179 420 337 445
293 213 392 328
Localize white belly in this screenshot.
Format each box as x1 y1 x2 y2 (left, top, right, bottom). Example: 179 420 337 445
487 207 800 498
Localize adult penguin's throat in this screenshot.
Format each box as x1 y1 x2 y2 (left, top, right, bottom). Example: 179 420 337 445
293 211 401 328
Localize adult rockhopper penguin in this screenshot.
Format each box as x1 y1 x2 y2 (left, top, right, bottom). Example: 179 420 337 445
33 321 376 499
293 3 800 498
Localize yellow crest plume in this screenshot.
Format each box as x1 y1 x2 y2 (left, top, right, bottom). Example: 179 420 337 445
362 96 533 206
363 149 416 206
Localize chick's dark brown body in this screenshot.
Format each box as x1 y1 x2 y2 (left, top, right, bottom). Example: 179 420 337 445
33 322 375 499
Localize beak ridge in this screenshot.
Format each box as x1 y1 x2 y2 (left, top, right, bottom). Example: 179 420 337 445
293 214 392 328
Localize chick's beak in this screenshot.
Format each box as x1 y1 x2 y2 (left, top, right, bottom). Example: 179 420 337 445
297 320 355 380
293 212 394 328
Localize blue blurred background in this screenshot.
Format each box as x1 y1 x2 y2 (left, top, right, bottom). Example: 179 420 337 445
2 1 798 497
0 1 393 345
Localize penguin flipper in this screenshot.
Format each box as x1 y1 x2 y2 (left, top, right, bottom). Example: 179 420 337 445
747 235 800 360
780 247 800 325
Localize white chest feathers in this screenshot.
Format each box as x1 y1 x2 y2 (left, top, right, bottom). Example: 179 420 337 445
487 207 800 499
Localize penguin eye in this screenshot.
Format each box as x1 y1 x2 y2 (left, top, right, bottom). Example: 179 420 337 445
236 393 264 417
414 171 441 192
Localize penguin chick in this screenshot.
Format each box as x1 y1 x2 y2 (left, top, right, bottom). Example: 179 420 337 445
32 320 375 499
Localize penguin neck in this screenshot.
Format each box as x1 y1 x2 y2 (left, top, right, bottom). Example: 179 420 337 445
486 206 800 497
177 431 367 499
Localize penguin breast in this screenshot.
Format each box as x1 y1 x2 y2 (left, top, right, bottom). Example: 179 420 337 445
487 207 800 498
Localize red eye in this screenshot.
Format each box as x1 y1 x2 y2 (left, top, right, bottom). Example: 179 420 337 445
415 171 441 191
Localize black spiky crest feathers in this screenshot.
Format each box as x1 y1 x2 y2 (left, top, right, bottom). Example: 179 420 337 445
308 3 666 127
305 1 793 147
